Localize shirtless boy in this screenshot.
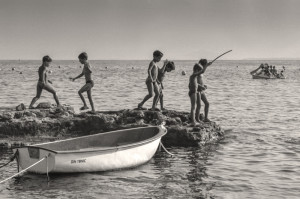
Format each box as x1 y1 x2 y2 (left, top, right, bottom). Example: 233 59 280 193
189 63 203 126
197 59 212 122
29 55 60 108
72 52 95 113
138 50 167 111
155 61 175 110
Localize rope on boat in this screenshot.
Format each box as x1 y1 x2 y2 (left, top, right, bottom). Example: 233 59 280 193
0 155 48 184
159 140 174 157
0 153 17 169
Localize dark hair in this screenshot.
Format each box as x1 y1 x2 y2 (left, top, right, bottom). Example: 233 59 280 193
166 61 175 70
199 59 207 66
42 55 52 63
78 52 88 60
153 50 163 57
193 63 203 72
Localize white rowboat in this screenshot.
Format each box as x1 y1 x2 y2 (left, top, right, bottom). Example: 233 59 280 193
12 125 167 174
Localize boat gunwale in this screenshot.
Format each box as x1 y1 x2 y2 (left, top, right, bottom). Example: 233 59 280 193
12 126 167 154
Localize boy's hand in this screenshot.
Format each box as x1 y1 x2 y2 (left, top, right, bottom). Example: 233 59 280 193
207 62 212 66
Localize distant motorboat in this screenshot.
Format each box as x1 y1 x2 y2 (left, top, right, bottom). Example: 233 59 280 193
252 74 286 79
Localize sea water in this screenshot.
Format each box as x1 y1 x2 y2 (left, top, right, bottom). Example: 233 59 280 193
0 60 299 198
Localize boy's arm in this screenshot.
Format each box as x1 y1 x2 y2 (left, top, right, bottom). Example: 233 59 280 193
148 62 155 82
200 62 212 74
72 72 84 81
160 60 169 73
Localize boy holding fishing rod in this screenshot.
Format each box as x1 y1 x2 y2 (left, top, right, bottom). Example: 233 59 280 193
191 50 232 124
29 55 61 109
71 52 95 113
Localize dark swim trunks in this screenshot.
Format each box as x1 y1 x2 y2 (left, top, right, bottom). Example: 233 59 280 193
188 90 197 97
86 80 94 87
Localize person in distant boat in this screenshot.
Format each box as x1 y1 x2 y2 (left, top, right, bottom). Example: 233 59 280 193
138 50 167 111
189 63 203 126
29 55 61 109
272 66 278 77
72 52 95 113
196 59 212 122
154 61 175 111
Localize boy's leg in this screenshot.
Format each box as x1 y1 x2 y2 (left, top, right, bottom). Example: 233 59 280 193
138 80 153 108
196 92 201 122
29 83 43 108
151 82 160 110
159 91 164 110
201 92 210 122
87 89 95 112
78 84 91 109
43 84 60 106
189 92 197 125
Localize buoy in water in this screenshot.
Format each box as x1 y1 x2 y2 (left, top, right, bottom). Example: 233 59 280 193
105 66 108 69
19 72 22 74
12 67 15 71
48 70 52 74
132 67 134 69
182 71 186 75
58 65 61 68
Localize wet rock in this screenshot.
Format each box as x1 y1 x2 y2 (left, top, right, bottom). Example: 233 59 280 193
16 103 26 111
36 102 52 109
0 105 224 147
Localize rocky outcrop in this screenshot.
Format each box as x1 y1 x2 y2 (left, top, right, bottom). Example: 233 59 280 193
0 104 224 148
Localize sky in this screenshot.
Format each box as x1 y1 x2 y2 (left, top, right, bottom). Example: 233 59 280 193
0 0 300 60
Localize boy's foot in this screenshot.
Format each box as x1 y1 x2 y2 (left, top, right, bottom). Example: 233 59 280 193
161 108 167 111
149 107 160 112
199 114 204 121
87 110 96 114
80 106 89 110
138 103 143 109
29 106 35 109
189 122 199 127
203 118 211 123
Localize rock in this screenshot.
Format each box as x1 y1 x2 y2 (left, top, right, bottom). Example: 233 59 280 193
0 112 14 121
36 102 52 109
0 105 224 147
16 103 26 111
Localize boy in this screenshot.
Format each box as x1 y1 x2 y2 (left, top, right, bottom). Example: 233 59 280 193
138 50 167 111
197 59 212 122
29 55 60 108
155 61 175 110
189 63 203 126
72 52 95 113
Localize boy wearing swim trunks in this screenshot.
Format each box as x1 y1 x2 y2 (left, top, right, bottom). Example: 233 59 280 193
189 64 203 126
155 61 175 110
138 50 167 111
72 52 95 113
29 55 60 108
197 59 212 122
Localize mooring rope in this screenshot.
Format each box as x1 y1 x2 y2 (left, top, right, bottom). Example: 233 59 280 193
0 153 16 169
160 140 174 157
0 156 48 184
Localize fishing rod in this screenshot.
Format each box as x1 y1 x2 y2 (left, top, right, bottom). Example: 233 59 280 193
210 50 232 64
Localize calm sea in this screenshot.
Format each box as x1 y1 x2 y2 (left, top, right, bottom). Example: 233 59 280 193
0 60 299 198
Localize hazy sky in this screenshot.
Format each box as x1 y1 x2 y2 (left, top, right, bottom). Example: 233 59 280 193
0 0 300 60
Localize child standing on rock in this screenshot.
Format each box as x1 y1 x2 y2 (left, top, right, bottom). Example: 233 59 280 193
197 59 212 122
155 61 175 111
29 55 61 109
138 50 168 111
188 63 203 126
72 52 95 113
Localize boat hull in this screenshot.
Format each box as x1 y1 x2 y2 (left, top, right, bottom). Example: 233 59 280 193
12 126 166 173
